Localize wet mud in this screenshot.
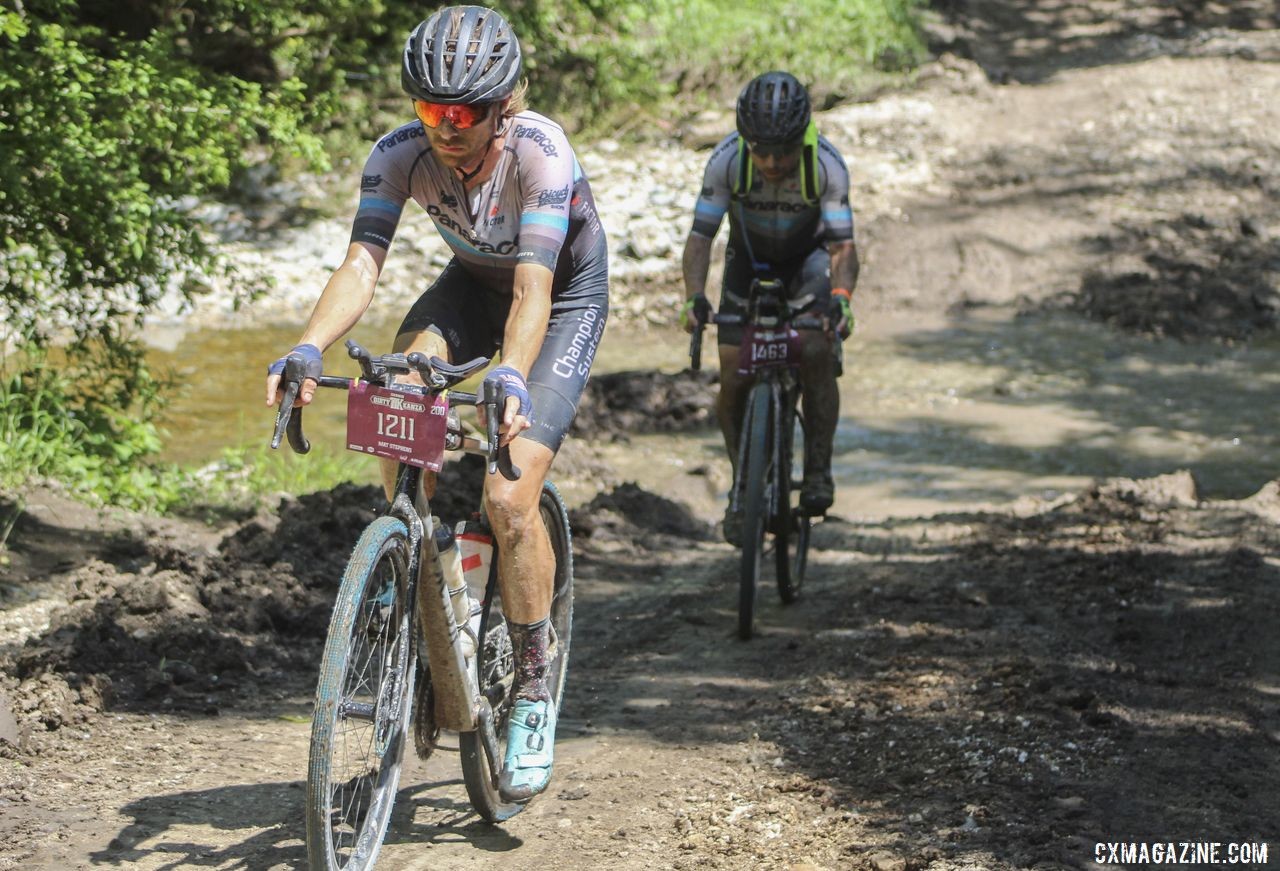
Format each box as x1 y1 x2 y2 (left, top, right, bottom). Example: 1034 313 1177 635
4 2 1280 867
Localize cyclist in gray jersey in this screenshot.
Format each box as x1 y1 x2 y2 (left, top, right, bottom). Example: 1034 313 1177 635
265 5 606 802
680 71 859 543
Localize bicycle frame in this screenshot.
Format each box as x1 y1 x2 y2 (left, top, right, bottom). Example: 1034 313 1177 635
273 340 515 775
696 279 822 520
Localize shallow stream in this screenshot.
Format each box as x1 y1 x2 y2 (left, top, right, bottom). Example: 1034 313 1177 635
148 306 1280 518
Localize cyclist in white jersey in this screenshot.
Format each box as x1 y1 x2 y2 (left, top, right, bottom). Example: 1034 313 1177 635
680 71 859 544
265 5 607 802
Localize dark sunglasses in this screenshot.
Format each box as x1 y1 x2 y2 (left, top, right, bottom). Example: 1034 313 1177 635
748 140 801 158
414 100 493 130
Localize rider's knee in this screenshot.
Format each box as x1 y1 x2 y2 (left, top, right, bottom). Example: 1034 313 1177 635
485 483 538 543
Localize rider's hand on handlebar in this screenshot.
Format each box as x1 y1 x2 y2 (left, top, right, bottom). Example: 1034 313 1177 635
829 289 855 341
478 365 532 447
679 294 712 334
265 343 323 407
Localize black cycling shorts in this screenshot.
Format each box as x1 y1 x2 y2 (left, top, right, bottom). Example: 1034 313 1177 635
397 240 609 452
717 245 831 347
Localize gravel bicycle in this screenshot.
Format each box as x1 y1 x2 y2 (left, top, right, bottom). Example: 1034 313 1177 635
271 340 574 870
691 279 825 639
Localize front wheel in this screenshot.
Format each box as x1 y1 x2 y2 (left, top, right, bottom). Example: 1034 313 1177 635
738 384 773 640
307 516 416 871
460 482 574 821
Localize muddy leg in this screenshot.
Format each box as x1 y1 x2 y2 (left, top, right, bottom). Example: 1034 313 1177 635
799 331 839 511
716 345 749 476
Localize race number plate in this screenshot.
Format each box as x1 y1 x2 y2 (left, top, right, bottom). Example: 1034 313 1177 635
346 382 448 471
738 326 801 375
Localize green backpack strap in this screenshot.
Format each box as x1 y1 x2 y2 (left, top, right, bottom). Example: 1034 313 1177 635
800 121 819 204
732 123 820 204
732 135 752 200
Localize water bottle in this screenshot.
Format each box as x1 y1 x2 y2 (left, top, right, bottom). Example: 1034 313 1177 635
433 521 475 658
456 520 493 646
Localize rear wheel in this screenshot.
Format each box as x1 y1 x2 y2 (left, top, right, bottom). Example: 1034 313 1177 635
776 403 810 603
307 516 415 871
738 384 773 640
460 482 574 821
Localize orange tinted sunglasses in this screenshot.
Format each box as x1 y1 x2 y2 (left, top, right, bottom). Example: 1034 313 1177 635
413 100 493 130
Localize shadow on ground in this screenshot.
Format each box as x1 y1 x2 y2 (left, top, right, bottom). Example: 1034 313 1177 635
565 474 1280 868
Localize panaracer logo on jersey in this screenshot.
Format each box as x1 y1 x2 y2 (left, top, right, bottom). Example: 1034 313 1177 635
377 125 424 152
370 393 427 413
514 125 559 157
426 205 517 255
744 200 809 213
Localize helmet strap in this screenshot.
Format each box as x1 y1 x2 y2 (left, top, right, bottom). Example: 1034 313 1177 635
457 138 494 183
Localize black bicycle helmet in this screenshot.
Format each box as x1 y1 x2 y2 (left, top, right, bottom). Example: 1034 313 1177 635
736 71 811 145
402 6 522 104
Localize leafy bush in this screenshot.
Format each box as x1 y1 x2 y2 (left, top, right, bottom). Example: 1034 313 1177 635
0 341 189 509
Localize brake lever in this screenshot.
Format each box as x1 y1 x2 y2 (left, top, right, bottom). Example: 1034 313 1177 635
481 379 522 481
690 324 704 372
270 355 313 454
270 379 296 450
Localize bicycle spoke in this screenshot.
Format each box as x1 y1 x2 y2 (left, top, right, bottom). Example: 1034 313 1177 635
309 520 414 870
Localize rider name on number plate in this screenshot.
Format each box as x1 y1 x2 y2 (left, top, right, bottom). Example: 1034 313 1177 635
346 381 448 470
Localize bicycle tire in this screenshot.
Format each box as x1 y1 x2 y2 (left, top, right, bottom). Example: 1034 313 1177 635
776 406 810 603
460 482 574 821
307 516 416 871
738 384 773 640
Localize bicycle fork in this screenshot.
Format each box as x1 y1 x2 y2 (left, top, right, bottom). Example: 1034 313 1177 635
732 382 781 519
393 494 481 733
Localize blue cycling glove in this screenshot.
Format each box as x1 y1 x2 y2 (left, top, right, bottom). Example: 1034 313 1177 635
484 365 532 418
267 344 323 380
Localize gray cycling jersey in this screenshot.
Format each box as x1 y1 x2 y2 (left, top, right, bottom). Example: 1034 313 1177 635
690 132 854 267
351 111 605 291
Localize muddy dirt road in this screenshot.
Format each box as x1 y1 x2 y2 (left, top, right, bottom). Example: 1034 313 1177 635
4 2 1280 869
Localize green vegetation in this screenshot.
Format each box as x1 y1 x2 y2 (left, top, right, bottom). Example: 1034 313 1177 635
199 443 376 508
525 0 925 132
0 342 186 509
0 0 924 512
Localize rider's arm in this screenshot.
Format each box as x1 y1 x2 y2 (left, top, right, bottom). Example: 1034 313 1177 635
817 137 859 295
500 262 554 376
299 242 387 349
682 232 714 301
487 261 553 443
681 139 733 317
829 239 859 294
264 242 387 407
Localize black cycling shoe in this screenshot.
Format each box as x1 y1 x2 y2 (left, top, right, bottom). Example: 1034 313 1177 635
799 474 834 516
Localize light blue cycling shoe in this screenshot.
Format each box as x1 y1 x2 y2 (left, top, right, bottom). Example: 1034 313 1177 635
499 698 557 802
